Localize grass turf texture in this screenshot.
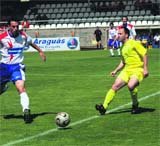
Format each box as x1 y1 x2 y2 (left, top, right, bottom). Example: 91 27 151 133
0 49 160 146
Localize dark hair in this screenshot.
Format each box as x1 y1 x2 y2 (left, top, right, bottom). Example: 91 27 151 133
123 27 130 38
110 22 114 26
122 16 128 21
7 17 19 26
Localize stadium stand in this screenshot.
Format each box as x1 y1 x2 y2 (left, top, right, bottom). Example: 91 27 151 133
0 0 160 47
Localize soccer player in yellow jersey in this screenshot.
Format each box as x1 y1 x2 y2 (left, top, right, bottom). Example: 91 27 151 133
96 27 149 115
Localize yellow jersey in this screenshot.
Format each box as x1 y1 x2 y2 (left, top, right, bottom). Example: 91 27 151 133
121 39 147 69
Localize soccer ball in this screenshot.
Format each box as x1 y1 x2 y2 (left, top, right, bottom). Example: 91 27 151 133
55 112 70 127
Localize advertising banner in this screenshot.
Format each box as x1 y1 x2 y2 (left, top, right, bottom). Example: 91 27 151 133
26 37 80 51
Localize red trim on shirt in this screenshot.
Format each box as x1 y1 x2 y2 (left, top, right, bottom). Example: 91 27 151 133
0 31 8 40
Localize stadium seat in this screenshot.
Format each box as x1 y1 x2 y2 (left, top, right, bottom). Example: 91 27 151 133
78 23 85 28
154 15 160 21
65 8 70 13
79 13 84 18
140 10 145 16
61 3 67 8
137 16 144 21
46 4 51 9
89 12 95 18
51 4 56 8
153 21 160 25
135 20 142 26
59 8 64 13
56 4 61 8
90 22 96 28
147 21 153 25
48 9 53 14
112 11 117 17
62 13 67 19
68 23 75 28
84 12 90 18
61 24 68 28
84 22 90 28
34 24 39 29
96 22 102 27
141 21 148 25
134 10 140 16
114 22 119 26
39 24 46 29
101 22 107 27
117 11 123 17
75 7 81 13
45 24 51 29
56 24 63 29
50 24 56 29
128 11 134 16
125 5 130 11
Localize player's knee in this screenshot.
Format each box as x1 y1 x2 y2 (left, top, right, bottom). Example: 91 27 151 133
127 85 135 91
17 87 26 94
112 84 120 91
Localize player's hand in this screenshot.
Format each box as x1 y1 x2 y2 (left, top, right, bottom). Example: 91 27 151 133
39 52 46 62
143 69 149 78
110 70 117 77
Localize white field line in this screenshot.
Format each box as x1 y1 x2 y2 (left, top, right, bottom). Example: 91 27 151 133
26 73 160 77
1 91 160 146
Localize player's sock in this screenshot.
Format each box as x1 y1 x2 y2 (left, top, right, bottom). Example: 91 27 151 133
20 92 30 112
103 89 116 109
109 49 114 56
117 48 121 56
130 88 138 106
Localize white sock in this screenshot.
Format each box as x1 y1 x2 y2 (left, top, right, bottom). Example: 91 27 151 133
20 92 30 112
109 49 114 56
117 49 121 55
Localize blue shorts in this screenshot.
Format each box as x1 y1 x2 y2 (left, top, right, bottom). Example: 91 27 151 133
0 63 25 84
108 39 120 49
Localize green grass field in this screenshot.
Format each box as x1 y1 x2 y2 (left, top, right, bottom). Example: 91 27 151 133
0 49 160 146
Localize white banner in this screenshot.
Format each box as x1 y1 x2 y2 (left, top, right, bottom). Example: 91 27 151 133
26 37 80 51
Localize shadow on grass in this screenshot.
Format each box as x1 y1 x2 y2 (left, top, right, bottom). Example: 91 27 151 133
109 107 155 115
1 112 57 124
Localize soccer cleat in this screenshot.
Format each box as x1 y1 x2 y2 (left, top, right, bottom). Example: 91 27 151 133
95 104 106 115
131 103 139 114
0 84 8 95
23 109 31 123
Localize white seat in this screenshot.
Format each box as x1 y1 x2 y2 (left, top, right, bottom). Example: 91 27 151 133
67 23 75 28
45 24 51 29
50 24 56 29
34 25 39 29
135 20 142 26
141 21 148 25
61 24 68 28
56 24 62 28
95 22 102 27
101 22 107 27
153 21 160 25
78 23 85 28
84 22 90 28
147 21 153 25
90 22 96 28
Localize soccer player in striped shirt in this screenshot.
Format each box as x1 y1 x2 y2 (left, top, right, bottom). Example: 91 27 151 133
0 18 46 123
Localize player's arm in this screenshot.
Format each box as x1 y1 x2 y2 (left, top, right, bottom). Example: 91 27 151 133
30 43 46 62
110 60 125 77
131 26 136 39
135 41 148 77
143 54 149 78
